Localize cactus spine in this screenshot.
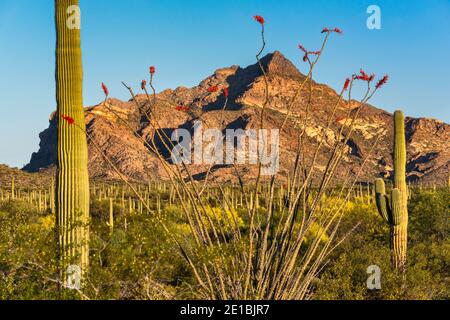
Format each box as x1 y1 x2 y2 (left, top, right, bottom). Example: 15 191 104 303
55 0 90 285
375 110 408 272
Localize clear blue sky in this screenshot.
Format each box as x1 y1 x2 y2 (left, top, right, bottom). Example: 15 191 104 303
1 0 449 168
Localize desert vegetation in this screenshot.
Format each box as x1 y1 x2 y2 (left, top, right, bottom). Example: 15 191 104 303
0 177 448 299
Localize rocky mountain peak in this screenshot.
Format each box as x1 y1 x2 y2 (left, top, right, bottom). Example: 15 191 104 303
259 51 303 79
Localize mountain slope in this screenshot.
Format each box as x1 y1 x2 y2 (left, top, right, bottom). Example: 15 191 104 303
24 51 450 185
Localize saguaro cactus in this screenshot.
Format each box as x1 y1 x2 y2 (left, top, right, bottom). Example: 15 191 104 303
375 110 408 272
11 177 15 200
55 0 90 286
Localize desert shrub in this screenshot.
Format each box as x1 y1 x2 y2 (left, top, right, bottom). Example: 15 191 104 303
408 189 448 242
0 198 195 299
0 187 447 300
313 189 449 300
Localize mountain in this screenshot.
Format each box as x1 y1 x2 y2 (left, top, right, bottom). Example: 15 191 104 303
24 51 450 185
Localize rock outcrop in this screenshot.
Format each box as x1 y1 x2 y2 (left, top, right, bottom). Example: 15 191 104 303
24 52 450 185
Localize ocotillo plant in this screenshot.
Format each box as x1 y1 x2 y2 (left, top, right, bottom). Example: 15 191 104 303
375 110 408 272
109 197 114 236
86 15 389 299
55 0 90 286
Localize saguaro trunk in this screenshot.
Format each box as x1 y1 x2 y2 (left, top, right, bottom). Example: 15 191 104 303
374 110 408 273
55 0 90 286
391 110 408 271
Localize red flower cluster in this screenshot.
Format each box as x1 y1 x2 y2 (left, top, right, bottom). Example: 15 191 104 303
223 86 229 98
354 69 375 82
376 75 389 89
254 15 265 25
141 80 147 90
343 78 351 91
321 27 343 34
175 105 190 112
298 44 321 62
102 82 109 96
207 85 229 97
61 114 75 125
150 66 156 75
207 85 219 93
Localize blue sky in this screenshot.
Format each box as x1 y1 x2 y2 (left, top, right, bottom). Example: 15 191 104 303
1 0 449 168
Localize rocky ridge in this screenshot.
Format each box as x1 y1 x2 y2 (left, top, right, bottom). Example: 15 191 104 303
24 52 450 185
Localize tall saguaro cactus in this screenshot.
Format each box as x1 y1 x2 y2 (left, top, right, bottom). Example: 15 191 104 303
55 0 90 286
374 110 408 272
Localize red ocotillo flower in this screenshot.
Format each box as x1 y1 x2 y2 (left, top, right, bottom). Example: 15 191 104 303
207 85 219 93
359 68 370 80
322 27 343 34
141 80 147 90
254 15 265 25
306 51 320 61
359 68 368 77
298 44 307 53
175 105 190 112
61 114 75 125
299 44 320 62
102 82 109 96
223 86 229 98
343 78 351 91
298 45 309 62
376 75 389 89
355 69 375 82
149 66 156 75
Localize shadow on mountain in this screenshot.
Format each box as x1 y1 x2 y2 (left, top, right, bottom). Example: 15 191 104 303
190 164 233 181
23 116 57 172
203 51 303 112
151 120 200 164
